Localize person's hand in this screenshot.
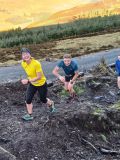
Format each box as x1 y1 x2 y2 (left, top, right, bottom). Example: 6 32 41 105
59 76 65 83
21 79 29 85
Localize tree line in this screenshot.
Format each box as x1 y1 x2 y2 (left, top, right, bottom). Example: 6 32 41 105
0 14 120 48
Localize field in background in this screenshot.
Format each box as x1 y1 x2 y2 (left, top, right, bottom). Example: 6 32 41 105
0 31 120 66
0 15 120 48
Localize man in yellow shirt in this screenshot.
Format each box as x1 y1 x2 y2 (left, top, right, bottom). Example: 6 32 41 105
21 48 55 121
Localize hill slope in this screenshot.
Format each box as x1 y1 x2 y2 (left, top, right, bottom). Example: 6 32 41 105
28 0 120 28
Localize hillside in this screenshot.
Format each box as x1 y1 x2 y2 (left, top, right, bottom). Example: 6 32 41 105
28 0 120 28
0 31 120 66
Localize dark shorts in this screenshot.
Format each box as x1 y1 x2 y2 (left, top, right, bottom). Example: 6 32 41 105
65 74 74 82
26 82 47 104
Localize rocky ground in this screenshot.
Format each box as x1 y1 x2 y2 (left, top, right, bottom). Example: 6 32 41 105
0 62 120 160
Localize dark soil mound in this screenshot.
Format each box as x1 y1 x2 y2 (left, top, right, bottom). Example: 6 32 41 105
0 77 120 160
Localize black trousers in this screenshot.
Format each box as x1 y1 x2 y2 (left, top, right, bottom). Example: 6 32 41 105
26 82 47 104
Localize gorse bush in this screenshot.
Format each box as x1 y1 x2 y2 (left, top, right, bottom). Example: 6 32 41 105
0 14 120 48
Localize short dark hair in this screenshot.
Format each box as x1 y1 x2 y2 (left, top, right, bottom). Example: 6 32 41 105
21 48 31 54
63 54 71 59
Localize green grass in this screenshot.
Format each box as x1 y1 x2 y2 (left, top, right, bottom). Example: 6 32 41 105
59 89 69 98
73 85 85 95
0 14 120 48
93 108 104 115
59 84 85 98
109 101 120 110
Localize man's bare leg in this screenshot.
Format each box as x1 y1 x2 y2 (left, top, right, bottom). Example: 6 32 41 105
68 82 76 97
64 82 69 91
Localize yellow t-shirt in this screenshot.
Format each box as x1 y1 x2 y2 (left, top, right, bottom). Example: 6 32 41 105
21 58 46 86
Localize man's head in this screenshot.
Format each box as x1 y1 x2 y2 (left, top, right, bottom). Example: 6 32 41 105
21 48 31 61
63 54 72 66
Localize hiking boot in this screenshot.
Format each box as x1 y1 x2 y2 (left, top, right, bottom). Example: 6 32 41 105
49 101 56 113
22 114 33 121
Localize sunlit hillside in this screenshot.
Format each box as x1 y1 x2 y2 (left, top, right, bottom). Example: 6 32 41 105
0 0 120 31
0 0 83 31
28 0 120 28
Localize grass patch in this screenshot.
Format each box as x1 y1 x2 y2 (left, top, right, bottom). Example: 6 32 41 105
93 108 104 115
92 57 114 76
59 89 69 98
73 85 85 95
59 84 85 98
109 101 120 110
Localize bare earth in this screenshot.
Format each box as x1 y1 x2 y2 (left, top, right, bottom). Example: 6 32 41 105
0 70 120 160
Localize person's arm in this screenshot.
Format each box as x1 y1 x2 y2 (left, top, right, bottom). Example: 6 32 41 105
53 66 65 82
21 62 29 85
21 72 42 84
52 66 61 79
29 72 42 83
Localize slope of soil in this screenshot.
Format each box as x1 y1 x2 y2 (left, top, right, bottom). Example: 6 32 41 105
0 72 120 160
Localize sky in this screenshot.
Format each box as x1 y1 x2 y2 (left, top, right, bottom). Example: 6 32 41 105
0 0 99 31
